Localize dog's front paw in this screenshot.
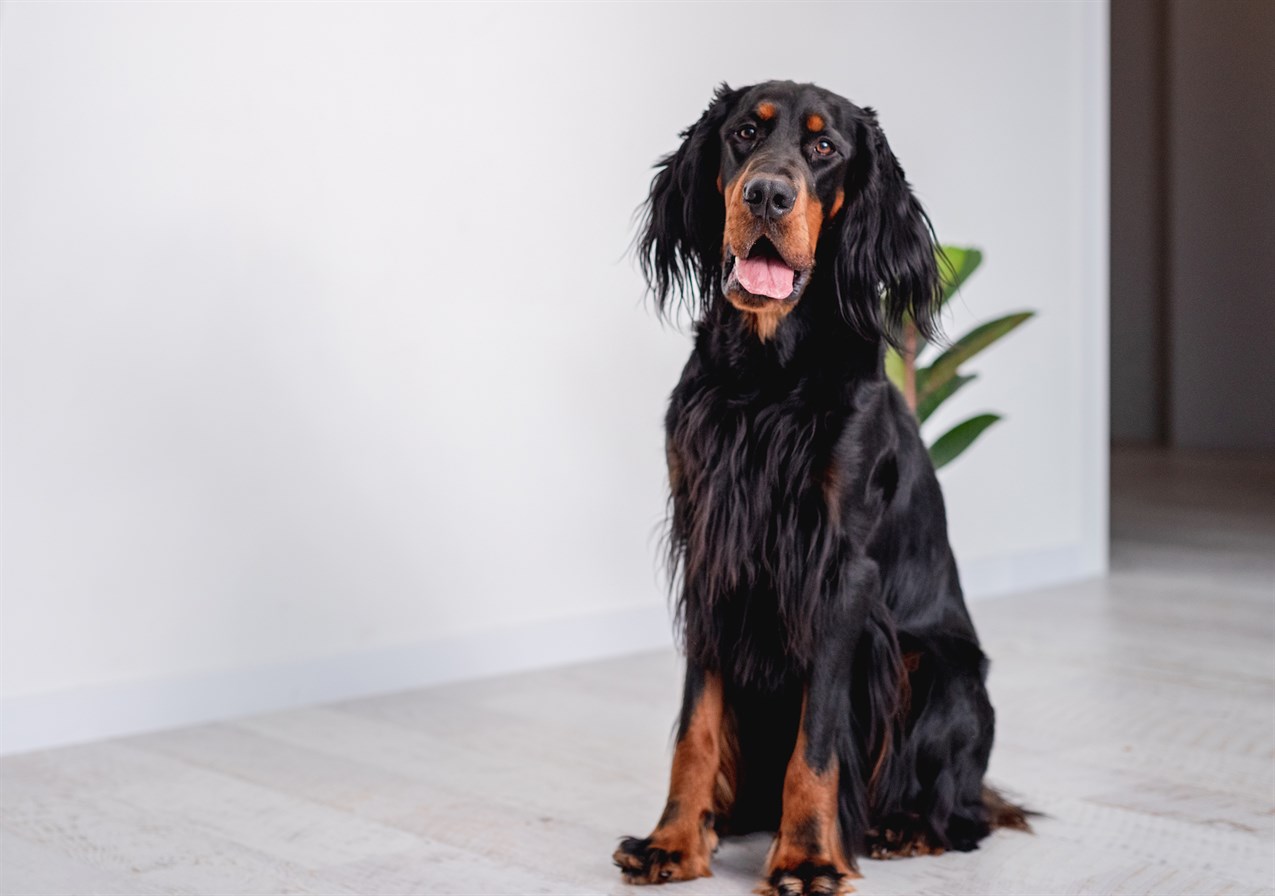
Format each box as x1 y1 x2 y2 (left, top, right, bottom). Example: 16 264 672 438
613 831 715 885
756 860 853 896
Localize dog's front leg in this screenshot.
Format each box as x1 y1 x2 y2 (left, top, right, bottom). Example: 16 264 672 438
761 622 863 896
614 663 728 884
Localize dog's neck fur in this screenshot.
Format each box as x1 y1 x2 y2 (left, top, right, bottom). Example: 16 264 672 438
695 282 884 391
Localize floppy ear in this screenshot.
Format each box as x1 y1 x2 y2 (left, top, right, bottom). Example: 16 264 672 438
833 108 942 345
638 83 742 320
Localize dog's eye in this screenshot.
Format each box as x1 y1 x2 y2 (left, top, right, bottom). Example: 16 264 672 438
736 125 757 141
814 138 835 156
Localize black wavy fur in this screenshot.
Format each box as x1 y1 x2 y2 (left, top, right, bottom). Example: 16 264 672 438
629 81 1029 882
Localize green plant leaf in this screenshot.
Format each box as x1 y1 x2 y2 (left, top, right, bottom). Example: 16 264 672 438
884 345 905 393
937 246 983 306
929 413 1000 470
917 373 976 424
918 311 1033 401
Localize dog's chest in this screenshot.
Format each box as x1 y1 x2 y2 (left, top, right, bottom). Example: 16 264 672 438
669 381 842 587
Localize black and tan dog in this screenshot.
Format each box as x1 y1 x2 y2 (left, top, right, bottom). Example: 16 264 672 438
613 81 1028 896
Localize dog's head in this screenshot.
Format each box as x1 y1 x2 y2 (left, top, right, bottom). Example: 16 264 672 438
639 81 941 344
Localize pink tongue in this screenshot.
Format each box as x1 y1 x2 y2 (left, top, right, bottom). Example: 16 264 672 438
735 255 795 299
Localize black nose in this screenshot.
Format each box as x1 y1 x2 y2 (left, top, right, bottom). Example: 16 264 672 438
743 176 797 220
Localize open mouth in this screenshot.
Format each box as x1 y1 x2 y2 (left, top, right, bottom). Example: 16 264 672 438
723 236 811 302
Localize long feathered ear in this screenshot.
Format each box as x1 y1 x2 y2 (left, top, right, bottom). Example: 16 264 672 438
638 83 741 320
833 108 942 345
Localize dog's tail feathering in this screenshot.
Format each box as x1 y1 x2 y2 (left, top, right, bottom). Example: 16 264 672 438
982 785 1035 832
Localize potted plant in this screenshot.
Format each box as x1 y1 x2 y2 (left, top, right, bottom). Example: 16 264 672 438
886 246 1033 469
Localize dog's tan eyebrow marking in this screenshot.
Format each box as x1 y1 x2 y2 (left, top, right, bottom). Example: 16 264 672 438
806 113 825 132
756 102 777 121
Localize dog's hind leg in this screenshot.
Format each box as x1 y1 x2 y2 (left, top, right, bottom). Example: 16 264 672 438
867 634 1011 858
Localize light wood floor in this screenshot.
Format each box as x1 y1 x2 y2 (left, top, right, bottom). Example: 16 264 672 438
3 448 1273 896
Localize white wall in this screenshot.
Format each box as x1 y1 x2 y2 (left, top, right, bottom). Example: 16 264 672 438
1 1 1108 753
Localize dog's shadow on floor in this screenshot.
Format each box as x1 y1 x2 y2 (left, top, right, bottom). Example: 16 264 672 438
712 832 777 881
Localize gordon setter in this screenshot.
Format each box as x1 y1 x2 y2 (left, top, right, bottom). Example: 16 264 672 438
613 81 1029 895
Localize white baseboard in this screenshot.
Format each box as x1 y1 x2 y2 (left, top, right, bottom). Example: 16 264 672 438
0 603 676 757
961 541 1103 601
0 541 1100 757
